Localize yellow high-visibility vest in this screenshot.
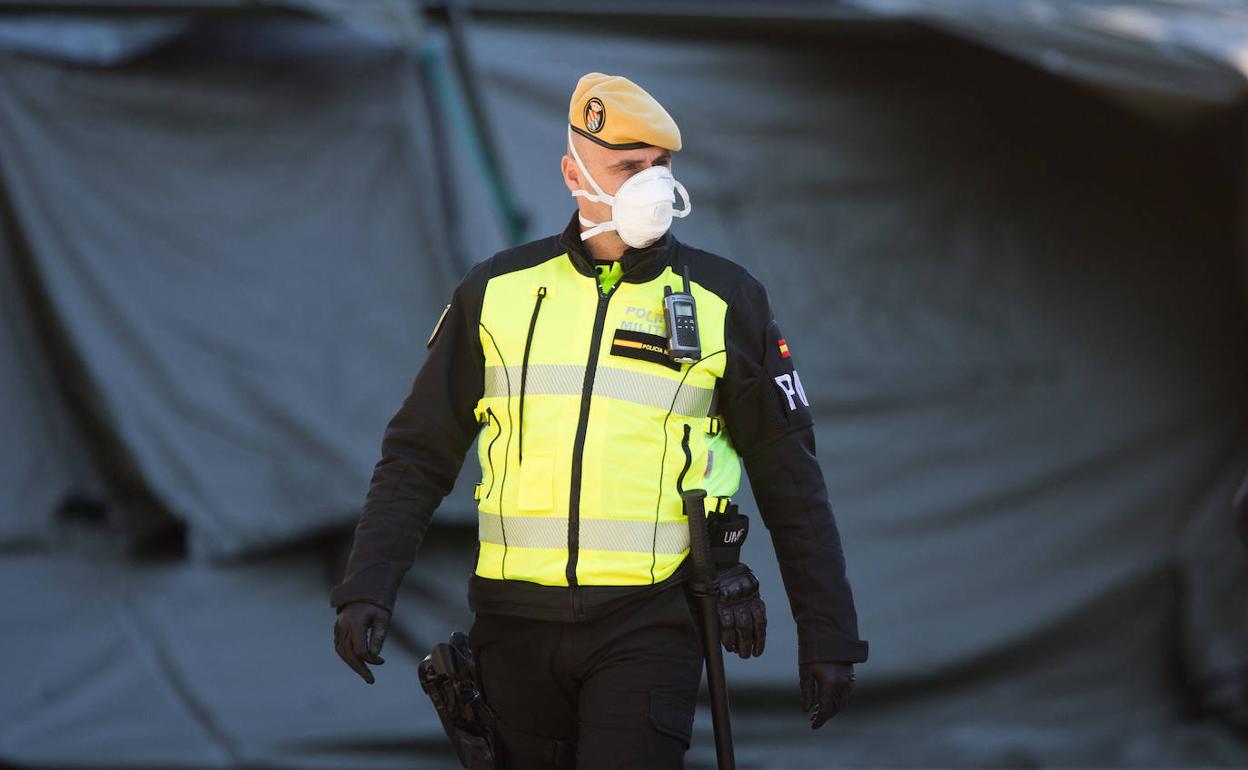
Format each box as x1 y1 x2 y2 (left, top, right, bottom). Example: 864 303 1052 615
470 251 740 587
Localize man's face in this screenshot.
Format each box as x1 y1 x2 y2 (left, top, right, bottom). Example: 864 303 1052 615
562 133 672 239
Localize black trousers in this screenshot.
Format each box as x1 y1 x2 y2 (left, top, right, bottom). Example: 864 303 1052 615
467 582 704 770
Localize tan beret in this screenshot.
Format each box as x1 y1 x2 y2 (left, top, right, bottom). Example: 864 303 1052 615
568 72 682 152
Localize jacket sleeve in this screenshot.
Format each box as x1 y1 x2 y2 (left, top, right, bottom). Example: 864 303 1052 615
719 272 869 665
329 261 489 612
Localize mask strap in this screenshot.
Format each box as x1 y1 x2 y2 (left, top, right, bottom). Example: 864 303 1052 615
567 125 613 205
578 215 616 240
672 178 693 219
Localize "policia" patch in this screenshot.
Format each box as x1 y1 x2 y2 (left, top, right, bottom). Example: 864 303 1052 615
610 328 679 371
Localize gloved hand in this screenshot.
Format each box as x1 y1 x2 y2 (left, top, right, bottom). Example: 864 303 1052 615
715 563 766 659
800 661 854 729
333 601 391 684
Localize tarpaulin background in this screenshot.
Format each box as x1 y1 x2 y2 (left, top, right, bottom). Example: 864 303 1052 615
2 2 1247 768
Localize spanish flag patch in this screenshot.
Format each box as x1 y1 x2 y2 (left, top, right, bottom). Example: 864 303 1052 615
777 338 790 359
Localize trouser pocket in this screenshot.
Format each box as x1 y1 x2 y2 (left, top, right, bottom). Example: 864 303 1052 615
648 690 696 749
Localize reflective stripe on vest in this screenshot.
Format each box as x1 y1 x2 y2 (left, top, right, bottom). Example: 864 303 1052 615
484 364 715 418
479 512 690 554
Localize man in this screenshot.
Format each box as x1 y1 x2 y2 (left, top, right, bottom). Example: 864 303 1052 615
332 72 868 769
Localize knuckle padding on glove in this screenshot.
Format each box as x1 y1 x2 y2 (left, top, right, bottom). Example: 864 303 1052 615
718 605 738 651
752 603 767 655
715 563 766 657
734 606 753 640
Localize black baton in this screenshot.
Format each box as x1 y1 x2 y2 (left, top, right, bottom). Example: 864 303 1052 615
678 425 736 770
683 488 736 769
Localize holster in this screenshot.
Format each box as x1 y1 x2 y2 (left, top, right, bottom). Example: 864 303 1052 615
418 631 499 770
707 503 749 567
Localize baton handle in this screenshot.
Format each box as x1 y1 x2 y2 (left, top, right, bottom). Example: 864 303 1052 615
682 488 736 770
683 489 713 593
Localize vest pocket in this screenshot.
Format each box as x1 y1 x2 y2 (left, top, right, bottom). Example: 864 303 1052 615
517 452 554 511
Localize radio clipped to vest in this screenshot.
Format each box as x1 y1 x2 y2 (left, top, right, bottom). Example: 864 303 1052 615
663 265 701 363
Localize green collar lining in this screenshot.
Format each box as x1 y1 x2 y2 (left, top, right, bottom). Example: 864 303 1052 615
593 260 623 295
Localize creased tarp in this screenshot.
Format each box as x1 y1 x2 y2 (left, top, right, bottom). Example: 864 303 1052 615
842 0 1248 108
457 0 1248 109
270 0 422 48
0 200 99 548
0 1 420 64
1180 453 1248 722
1237 471 1248 544
0 16 192 65
0 22 474 559
0 539 475 769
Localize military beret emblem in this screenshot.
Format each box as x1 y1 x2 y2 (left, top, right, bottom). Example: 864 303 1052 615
584 97 605 133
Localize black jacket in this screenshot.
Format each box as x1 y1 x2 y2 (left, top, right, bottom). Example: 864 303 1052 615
330 215 869 665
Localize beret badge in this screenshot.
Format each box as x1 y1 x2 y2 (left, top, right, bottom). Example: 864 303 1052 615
584 97 605 133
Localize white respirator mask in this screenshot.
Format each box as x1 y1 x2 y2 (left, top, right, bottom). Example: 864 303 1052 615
567 125 691 249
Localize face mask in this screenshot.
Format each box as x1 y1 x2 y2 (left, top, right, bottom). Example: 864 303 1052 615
567 125 691 249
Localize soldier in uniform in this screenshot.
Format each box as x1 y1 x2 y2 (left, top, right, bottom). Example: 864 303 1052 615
332 72 868 769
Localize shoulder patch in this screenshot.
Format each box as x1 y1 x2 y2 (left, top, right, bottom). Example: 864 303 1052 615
764 320 810 416
427 303 451 349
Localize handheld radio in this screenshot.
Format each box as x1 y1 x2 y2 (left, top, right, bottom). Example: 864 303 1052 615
663 266 701 364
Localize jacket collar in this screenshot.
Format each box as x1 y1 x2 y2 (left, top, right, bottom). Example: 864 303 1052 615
557 210 674 284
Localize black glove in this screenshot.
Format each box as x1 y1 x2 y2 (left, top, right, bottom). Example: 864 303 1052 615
715 563 766 659
334 601 391 684
800 661 854 729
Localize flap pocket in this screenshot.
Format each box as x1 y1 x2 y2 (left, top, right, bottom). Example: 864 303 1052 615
517 452 554 512
648 691 695 748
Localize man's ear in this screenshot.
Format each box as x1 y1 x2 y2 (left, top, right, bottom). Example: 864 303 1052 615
561 154 580 194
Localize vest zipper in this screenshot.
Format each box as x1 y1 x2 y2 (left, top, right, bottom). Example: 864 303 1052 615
518 286 547 465
567 282 617 590
484 407 502 499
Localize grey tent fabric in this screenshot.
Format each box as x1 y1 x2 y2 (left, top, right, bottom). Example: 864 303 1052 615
270 0 422 48
0 16 192 64
844 0 1248 108
1237 471 1248 544
455 1 1248 106
0 210 101 548
0 540 477 769
1 7 1247 769
0 25 475 559
837 0 1248 126
0 1 419 64
1180 452 1248 720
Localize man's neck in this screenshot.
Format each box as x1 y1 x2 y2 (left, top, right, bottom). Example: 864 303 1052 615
586 241 625 262
580 228 627 262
